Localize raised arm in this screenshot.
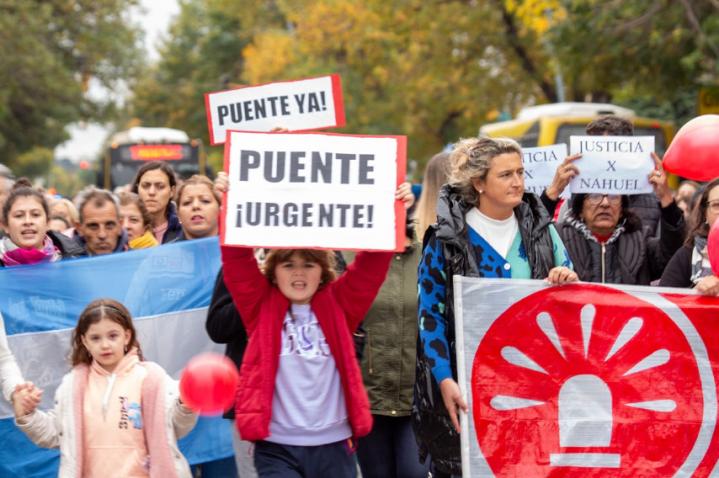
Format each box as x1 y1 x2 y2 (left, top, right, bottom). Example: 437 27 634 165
647 201 685 280
221 246 270 334
206 268 247 344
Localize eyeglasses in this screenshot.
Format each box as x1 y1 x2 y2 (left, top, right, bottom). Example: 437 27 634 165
586 194 622 206
706 200 719 213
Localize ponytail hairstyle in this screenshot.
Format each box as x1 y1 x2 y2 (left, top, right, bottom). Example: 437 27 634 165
71 299 143 366
415 152 451 241
2 178 49 225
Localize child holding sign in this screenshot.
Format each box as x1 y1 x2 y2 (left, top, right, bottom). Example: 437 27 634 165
220 185 411 477
13 299 197 478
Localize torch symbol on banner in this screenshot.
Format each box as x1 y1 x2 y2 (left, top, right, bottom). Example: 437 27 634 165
489 304 677 469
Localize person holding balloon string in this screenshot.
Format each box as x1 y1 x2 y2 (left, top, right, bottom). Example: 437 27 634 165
219 185 411 477
660 177 719 295
13 298 197 478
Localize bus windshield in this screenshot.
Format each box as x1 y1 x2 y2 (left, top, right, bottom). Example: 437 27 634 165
100 127 207 189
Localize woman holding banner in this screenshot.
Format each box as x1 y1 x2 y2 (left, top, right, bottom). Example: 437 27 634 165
413 137 577 477
660 178 719 294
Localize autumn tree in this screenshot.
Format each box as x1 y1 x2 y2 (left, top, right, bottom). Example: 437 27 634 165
129 0 719 172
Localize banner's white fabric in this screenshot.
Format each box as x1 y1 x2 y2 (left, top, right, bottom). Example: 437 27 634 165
0 308 222 419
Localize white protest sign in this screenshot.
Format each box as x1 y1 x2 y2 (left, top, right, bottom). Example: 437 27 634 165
205 74 345 144
221 131 406 251
522 144 569 199
569 135 655 195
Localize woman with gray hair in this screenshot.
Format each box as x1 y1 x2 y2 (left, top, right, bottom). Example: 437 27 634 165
413 137 577 477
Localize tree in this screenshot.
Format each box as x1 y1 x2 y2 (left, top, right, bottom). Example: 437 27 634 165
128 0 275 170
0 0 143 173
129 0 719 174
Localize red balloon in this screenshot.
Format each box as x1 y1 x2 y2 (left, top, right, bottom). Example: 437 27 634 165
663 115 719 181
709 218 719 277
180 353 239 415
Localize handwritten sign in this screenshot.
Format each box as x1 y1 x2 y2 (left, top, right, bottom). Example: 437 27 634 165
522 144 569 199
569 136 655 195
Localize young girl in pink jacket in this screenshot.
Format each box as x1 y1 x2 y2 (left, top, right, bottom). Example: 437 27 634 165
13 299 197 478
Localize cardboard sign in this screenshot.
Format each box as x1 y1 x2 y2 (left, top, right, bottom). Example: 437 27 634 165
454 277 719 477
522 144 569 199
569 135 655 195
221 131 406 251
205 75 345 144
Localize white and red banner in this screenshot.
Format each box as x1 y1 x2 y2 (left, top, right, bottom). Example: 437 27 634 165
205 74 345 144
454 277 719 477
221 131 406 251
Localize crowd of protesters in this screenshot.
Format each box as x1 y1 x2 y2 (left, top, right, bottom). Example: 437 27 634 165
0 113 717 478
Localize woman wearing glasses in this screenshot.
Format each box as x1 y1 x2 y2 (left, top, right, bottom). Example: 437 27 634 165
557 152 684 285
660 178 719 294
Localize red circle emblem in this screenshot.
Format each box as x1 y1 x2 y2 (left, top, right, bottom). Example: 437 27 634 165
472 284 704 477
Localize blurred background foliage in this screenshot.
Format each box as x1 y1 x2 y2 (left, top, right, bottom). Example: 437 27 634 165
0 0 143 180
2 0 718 180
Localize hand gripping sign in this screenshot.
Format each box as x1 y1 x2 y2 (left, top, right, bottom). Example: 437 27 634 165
569 135 655 195
454 278 719 477
205 74 345 144
221 131 406 251
522 144 569 199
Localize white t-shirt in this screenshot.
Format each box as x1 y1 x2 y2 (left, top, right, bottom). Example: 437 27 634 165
465 207 518 258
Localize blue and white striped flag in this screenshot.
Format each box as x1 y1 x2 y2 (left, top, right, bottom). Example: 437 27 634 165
0 237 233 478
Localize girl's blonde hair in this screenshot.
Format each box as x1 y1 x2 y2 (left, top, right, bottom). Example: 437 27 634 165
70 299 143 366
449 137 522 205
415 152 451 241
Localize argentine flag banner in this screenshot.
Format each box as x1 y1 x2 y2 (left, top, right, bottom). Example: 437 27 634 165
0 237 231 477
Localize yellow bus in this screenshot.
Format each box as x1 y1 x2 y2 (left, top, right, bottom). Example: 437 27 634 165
98 127 209 190
480 102 677 186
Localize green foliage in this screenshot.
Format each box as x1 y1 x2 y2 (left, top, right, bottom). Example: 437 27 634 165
549 1 719 124
12 147 54 180
128 0 719 174
49 163 95 198
0 0 143 174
